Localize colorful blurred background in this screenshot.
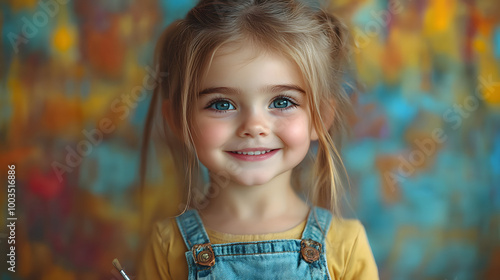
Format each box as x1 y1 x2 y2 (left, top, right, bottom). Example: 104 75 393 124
1 0 499 279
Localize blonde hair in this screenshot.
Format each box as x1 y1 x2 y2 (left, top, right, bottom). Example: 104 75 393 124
141 0 352 217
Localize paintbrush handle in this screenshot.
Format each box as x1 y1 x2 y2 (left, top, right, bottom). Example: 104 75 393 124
120 270 131 280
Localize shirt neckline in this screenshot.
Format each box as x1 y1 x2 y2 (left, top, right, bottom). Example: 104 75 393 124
205 219 308 244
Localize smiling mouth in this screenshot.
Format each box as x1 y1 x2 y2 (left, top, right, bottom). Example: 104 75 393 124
226 148 279 161
230 150 274 156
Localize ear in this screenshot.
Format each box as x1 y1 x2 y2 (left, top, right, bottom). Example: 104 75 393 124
310 100 336 141
310 126 319 141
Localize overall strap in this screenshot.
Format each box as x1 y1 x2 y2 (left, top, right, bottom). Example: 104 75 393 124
301 206 333 245
176 209 211 250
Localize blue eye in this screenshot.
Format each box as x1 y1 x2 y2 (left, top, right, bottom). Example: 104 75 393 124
208 100 235 111
269 96 297 110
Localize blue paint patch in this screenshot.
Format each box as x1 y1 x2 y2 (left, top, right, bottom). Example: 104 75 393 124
491 131 500 176
491 131 500 210
393 238 429 278
78 141 139 195
418 93 449 114
81 78 91 99
386 96 419 123
352 1 386 27
363 201 400 263
493 25 500 60
2 8 56 57
370 85 420 135
0 272 14 280
159 0 198 27
382 94 419 139
426 242 477 278
1 4 17 76
130 94 152 128
401 176 449 229
344 139 378 172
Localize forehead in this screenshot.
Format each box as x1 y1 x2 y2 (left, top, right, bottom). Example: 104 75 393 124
201 42 306 91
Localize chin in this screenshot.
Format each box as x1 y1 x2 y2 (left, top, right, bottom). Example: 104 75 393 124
234 174 274 187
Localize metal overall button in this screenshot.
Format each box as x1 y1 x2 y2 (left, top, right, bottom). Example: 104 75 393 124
193 243 215 267
301 239 321 263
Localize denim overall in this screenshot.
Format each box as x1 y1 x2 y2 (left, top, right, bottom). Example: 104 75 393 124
176 207 332 280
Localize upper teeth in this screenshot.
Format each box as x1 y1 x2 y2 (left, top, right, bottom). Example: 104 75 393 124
235 150 272 155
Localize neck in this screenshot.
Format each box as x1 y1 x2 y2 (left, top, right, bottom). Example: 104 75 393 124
198 170 310 234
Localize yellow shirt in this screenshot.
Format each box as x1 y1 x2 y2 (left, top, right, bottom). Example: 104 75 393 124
138 217 379 279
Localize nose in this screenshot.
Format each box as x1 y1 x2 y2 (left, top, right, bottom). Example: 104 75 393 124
237 110 270 138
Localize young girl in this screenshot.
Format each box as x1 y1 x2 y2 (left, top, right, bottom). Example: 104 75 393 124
138 0 378 279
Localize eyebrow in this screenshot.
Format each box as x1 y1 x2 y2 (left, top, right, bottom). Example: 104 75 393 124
199 84 306 95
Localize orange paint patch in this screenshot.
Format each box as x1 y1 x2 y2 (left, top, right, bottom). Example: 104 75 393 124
0 147 39 169
471 6 497 36
41 265 76 280
484 248 500 279
375 155 402 204
85 16 126 78
9 0 37 10
41 96 84 134
17 241 33 277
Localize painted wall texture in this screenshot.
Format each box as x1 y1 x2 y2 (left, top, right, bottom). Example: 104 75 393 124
1 0 499 279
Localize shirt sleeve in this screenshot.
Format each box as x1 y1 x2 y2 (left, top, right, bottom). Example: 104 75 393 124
342 222 379 279
137 223 172 280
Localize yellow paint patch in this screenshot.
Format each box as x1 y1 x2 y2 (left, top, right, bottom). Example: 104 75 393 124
41 265 76 280
8 77 29 126
18 242 33 277
480 81 500 104
424 0 457 33
120 15 133 37
9 0 37 10
473 38 487 54
9 77 22 94
53 26 74 52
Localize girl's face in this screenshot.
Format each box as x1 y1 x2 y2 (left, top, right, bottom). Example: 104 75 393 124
192 43 317 186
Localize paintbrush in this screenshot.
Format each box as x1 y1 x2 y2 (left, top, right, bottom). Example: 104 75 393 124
112 258 131 280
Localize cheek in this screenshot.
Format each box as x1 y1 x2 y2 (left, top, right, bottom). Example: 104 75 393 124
193 118 231 150
275 113 312 148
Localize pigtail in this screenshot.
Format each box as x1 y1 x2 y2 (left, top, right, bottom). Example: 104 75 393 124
140 22 172 197
139 24 172 235
139 20 195 229
308 9 354 218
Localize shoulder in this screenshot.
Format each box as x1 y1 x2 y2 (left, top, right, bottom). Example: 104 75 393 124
137 217 188 280
151 217 187 258
326 218 365 244
325 219 379 279
154 217 181 244
325 219 367 259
